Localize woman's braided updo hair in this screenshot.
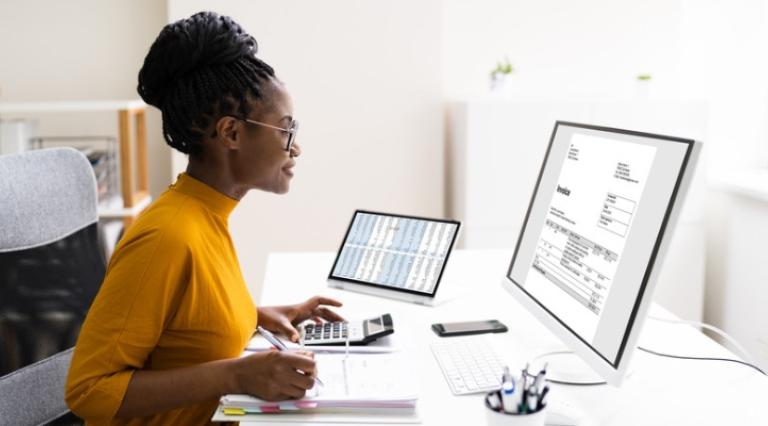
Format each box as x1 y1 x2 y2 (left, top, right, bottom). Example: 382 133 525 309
138 11 275 156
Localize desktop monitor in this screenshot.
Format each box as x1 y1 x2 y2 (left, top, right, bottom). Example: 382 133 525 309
502 121 700 386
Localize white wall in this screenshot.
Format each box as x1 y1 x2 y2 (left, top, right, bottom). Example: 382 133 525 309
441 0 768 369
168 0 445 301
441 0 683 101
0 0 171 198
705 191 768 368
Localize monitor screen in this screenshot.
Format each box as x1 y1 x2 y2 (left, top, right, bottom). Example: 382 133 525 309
507 122 695 369
329 210 459 296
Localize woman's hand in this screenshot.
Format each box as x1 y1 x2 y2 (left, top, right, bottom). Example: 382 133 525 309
233 350 317 401
258 296 344 342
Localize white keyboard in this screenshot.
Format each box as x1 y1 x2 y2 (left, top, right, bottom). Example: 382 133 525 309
430 338 505 395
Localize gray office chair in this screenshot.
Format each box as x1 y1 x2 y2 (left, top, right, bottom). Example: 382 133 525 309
0 348 74 425
0 147 106 423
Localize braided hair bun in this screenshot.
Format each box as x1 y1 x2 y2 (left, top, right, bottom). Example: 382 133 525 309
137 11 275 155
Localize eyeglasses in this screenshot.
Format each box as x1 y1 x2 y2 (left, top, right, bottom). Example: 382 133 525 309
239 117 299 152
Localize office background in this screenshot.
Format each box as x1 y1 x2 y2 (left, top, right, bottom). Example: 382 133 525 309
1 0 766 373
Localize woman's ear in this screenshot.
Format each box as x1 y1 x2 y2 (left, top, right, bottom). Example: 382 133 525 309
214 116 242 150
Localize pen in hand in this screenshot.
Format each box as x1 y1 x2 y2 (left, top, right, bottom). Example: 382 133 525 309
257 326 325 387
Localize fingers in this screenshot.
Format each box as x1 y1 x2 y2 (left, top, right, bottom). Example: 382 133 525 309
312 306 345 322
275 384 306 400
286 370 316 391
282 353 317 396
275 353 317 399
312 296 343 308
283 352 317 376
272 318 301 343
285 323 301 343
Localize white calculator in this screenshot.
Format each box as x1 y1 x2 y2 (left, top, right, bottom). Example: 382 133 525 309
300 314 394 345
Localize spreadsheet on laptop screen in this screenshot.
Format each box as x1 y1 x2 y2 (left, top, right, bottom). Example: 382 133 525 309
330 211 459 296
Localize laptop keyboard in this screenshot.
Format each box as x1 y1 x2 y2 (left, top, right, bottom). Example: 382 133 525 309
431 338 505 395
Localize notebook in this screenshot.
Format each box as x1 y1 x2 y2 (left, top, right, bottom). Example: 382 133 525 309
213 352 420 423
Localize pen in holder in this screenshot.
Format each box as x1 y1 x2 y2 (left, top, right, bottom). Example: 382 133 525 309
485 365 548 426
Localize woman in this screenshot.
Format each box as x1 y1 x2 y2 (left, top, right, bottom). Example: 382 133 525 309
65 11 343 424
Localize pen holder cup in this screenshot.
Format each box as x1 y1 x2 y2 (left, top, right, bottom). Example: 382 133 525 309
485 391 547 426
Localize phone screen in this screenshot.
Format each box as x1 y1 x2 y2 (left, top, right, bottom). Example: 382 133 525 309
440 320 499 333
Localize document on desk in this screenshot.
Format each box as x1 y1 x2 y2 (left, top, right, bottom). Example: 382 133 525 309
525 133 657 342
244 333 398 354
216 353 419 422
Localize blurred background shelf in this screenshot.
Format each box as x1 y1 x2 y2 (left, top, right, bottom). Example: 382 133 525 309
0 100 152 259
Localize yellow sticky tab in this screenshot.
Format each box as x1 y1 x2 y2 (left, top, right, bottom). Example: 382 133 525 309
223 408 246 416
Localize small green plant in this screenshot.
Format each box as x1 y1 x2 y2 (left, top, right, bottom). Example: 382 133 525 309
491 57 514 79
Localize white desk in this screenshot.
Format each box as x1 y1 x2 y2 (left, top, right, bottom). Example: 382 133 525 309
249 250 767 425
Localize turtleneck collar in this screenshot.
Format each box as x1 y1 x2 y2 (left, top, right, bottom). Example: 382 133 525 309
169 173 239 218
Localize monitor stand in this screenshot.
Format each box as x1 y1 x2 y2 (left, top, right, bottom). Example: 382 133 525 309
526 350 630 425
529 350 606 385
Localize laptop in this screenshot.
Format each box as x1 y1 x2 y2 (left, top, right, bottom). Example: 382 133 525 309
327 210 460 305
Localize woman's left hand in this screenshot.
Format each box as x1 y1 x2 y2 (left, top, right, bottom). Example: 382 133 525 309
258 296 344 342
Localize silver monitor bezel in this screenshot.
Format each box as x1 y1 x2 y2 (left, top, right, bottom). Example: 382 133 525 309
501 121 701 386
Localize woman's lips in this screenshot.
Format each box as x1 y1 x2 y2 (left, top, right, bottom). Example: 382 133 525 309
282 161 296 177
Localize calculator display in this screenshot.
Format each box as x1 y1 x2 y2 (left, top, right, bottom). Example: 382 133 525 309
366 318 384 334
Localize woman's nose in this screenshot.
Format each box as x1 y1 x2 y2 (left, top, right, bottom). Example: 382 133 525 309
290 143 301 158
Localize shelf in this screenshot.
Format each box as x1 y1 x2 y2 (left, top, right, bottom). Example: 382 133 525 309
0 100 150 228
98 193 152 219
0 100 146 113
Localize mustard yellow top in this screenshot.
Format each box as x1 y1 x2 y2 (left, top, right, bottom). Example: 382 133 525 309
66 173 257 425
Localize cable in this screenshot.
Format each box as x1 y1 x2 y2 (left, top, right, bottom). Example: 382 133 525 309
526 343 767 386
637 346 767 376
647 315 757 365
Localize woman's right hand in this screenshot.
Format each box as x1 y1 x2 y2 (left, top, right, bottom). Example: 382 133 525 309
232 350 317 401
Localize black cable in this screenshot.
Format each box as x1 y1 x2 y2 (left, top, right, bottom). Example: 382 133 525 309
637 346 767 376
525 346 767 386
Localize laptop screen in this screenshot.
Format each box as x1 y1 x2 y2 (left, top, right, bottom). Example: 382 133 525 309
328 210 460 297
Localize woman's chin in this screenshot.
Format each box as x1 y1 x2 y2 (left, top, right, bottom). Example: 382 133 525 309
273 181 291 194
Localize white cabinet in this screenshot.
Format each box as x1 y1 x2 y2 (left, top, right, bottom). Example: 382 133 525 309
447 98 707 321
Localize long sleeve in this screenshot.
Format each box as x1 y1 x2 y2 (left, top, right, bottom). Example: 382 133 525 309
65 221 190 421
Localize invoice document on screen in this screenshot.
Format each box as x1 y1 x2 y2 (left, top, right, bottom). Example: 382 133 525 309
524 133 657 342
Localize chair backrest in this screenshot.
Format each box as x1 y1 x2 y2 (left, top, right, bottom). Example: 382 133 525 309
0 148 105 375
0 348 74 426
0 147 98 252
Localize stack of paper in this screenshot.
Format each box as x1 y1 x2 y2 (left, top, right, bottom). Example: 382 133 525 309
215 353 418 418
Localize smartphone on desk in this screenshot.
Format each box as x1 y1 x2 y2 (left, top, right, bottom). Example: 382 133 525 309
431 319 508 337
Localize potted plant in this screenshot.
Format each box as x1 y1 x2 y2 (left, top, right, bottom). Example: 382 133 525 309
490 57 514 93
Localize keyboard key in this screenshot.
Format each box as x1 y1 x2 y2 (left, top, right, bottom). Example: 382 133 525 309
431 339 504 395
